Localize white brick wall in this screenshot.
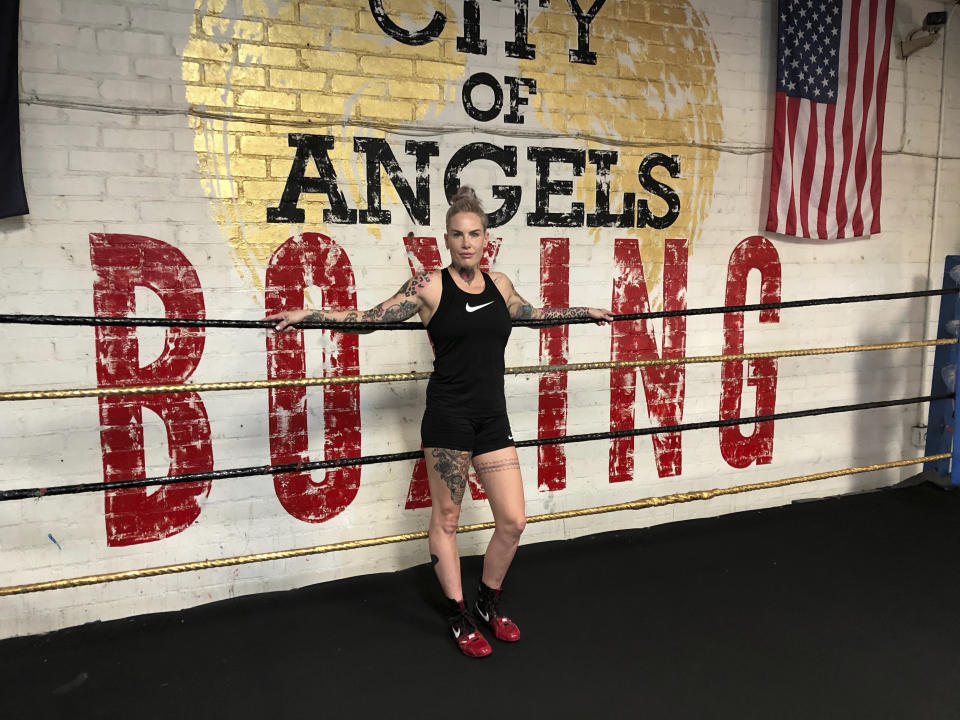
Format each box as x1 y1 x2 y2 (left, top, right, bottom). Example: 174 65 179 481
0 0 957 639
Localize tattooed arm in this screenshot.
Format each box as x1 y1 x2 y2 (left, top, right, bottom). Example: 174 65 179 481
266 272 434 332
491 273 614 324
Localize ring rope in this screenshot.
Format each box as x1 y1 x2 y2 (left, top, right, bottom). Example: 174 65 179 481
0 452 947 597
1 288 955 330
1 338 954 402
1 393 949 502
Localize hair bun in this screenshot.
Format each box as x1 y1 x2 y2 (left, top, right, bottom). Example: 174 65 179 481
450 185 478 204
445 185 488 230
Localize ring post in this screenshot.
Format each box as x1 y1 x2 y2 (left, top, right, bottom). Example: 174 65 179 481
923 255 960 485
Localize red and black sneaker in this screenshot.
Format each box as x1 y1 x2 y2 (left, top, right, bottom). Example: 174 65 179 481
474 584 520 642
448 602 492 658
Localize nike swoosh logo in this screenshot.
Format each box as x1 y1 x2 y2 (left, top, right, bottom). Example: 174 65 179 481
465 301 494 313
477 608 490 622
453 627 462 639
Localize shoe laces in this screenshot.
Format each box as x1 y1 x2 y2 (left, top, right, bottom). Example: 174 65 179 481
450 608 479 637
477 591 503 620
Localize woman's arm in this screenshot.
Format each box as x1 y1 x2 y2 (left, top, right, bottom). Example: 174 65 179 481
266 272 433 332
492 273 614 324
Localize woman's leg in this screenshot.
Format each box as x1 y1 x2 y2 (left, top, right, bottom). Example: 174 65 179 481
472 446 526 589
424 446 472 602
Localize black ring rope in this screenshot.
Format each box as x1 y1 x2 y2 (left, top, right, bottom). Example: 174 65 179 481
1 288 954 331
1 392 947 502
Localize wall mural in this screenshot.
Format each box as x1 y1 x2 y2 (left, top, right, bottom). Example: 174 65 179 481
89 0 781 545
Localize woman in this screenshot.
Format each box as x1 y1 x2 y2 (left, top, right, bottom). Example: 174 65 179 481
268 187 612 657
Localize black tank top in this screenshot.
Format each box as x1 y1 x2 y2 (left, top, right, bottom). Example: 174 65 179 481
425 268 512 415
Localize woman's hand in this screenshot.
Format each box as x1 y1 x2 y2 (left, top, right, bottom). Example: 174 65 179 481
588 307 615 325
264 308 315 332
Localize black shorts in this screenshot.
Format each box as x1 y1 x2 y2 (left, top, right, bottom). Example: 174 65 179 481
421 407 515 456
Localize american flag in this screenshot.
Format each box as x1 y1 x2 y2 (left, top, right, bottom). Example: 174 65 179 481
766 0 894 240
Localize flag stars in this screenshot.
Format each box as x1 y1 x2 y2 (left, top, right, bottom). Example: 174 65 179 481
778 0 844 101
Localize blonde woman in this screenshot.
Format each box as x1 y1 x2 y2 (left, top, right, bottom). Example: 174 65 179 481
268 187 612 657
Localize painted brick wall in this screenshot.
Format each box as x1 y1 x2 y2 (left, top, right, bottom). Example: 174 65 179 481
1 0 957 639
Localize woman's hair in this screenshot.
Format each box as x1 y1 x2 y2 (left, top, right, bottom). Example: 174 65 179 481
446 185 488 231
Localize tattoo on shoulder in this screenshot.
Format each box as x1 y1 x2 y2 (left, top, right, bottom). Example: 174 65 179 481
398 272 432 298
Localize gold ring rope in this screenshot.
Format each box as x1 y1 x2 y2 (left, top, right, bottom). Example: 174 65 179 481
0 453 947 597
0 338 954 402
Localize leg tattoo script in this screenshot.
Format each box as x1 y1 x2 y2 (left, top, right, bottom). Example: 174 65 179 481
474 458 520 475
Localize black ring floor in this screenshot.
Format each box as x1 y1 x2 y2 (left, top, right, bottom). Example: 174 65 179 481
2 480 958 720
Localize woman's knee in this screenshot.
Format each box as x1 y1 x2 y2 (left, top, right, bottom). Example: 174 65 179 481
430 504 461 536
497 513 526 542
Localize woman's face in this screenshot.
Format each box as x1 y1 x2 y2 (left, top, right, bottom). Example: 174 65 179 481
444 211 488 270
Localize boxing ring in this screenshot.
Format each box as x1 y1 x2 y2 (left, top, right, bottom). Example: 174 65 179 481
1 260 958 596
1 260 960 718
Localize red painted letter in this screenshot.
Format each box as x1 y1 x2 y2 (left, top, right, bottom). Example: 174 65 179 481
719 236 781 468
609 238 688 482
538 238 569 491
265 233 361 522
90 233 212 546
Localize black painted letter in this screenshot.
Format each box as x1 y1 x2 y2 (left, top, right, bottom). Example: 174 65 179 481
354 138 440 225
267 134 356 224
504 0 536 59
566 0 606 65
462 72 504 122
368 0 445 46
526 146 586 227
504 76 536 124
457 0 487 54
587 149 635 227
636 153 681 230
444 143 521 228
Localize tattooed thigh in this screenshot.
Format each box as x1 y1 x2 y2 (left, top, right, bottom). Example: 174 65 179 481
430 448 472 505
